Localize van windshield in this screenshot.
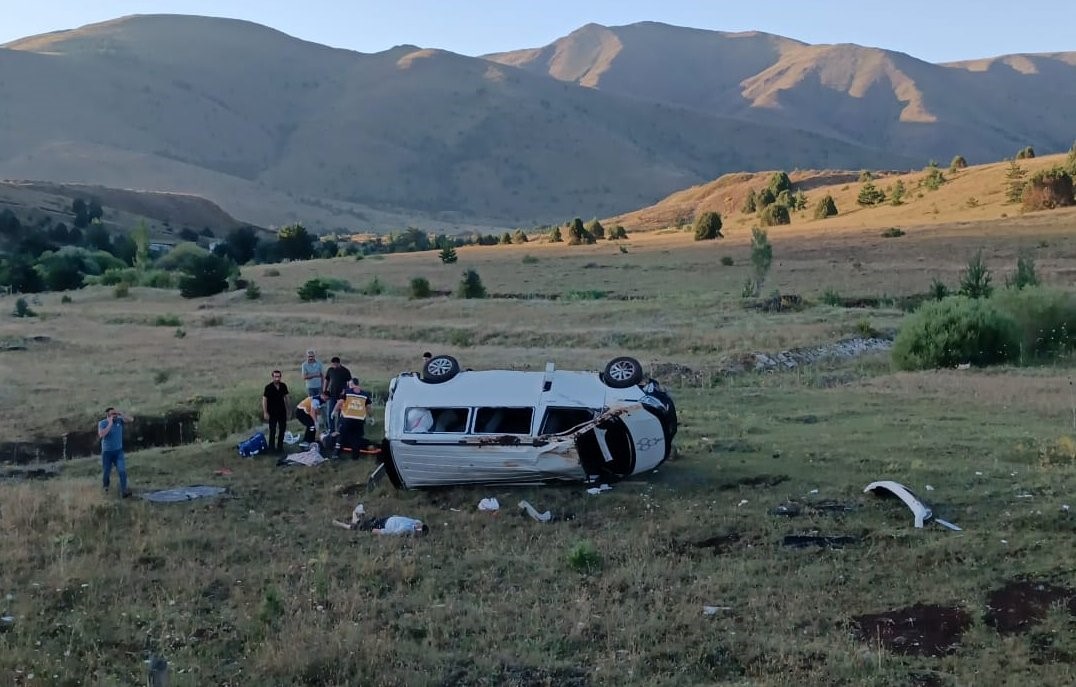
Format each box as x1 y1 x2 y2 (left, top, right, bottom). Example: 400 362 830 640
540 407 597 435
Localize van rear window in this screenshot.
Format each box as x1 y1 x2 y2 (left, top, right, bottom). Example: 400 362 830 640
405 407 469 433
474 407 533 435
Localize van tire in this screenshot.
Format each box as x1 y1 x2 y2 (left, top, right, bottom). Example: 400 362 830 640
422 354 460 384
603 356 643 388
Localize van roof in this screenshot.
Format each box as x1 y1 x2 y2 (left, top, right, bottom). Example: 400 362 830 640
394 369 614 408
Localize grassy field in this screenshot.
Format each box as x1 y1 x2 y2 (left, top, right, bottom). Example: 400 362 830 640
2 213 1075 685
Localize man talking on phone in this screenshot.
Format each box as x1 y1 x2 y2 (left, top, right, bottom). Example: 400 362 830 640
98 406 134 498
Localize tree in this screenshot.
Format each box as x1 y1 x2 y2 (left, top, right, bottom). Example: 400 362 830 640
276 223 315 261
178 228 199 242
1016 146 1035 160
748 227 773 297
179 254 232 298
457 269 486 299
439 245 458 264
1005 253 1039 290
0 255 44 293
768 171 792 199
775 189 793 208
742 189 757 214
409 277 432 299
109 233 137 266
757 188 776 208
813 194 838 219
759 204 790 227
1022 167 1075 211
72 198 89 228
950 155 967 172
500 232 513 245
1005 160 1028 204
693 211 723 241
512 229 529 244
890 179 906 206
297 278 332 301
921 161 946 191
224 227 260 265
132 222 151 272
84 223 111 251
1067 140 1076 176
958 251 993 299
858 169 873 183
549 226 563 243
792 190 808 211
585 218 605 240
87 199 103 222
567 218 594 245
608 225 628 240
38 254 85 291
857 181 886 206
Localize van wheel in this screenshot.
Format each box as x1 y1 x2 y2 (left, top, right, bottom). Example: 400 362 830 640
603 356 643 388
423 354 460 384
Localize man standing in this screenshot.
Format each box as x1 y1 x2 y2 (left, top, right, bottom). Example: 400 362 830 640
98 407 133 497
261 370 290 453
323 356 352 432
300 349 324 401
334 377 373 457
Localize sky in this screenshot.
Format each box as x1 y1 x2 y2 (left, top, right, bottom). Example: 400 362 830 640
1 1 1073 63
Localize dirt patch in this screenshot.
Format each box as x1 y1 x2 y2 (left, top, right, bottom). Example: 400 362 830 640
782 534 858 549
0 408 200 464
692 532 741 554
985 580 1076 634
852 604 971 657
718 474 788 490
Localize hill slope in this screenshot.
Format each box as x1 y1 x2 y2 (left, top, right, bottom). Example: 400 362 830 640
0 15 905 231
488 22 1076 163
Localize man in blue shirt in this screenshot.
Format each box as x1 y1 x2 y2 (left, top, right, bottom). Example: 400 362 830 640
98 407 133 497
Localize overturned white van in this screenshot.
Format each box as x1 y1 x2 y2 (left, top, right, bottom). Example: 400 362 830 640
379 355 677 489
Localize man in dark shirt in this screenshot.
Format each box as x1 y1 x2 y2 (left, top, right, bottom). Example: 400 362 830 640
323 356 352 432
261 370 290 452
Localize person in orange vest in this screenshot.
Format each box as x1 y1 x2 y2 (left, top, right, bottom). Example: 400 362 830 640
333 378 373 458
295 389 330 444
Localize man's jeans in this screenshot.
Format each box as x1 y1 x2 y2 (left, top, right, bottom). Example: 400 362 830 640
102 449 127 492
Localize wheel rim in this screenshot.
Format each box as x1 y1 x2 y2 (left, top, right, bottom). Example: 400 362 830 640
428 358 454 377
608 360 637 382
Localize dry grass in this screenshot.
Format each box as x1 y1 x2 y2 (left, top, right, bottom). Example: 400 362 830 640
2 215 1075 685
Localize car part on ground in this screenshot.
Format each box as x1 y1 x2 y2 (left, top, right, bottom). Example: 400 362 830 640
864 480 961 531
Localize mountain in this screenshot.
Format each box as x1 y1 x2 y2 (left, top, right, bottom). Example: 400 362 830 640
488 22 1076 165
0 15 909 231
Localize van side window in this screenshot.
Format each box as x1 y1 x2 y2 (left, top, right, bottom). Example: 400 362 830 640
418 408 468 433
540 407 596 435
474 407 533 434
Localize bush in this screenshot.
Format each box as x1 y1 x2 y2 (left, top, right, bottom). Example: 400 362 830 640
742 189 757 214
693 211 723 240
921 161 946 191
1005 254 1039 290
1016 146 1035 160
141 270 174 289
758 204 790 227
950 155 968 171
362 276 384 296
297 278 332 301
199 390 263 441
264 268 281 277
178 254 231 298
567 541 602 574
409 277 432 299
1022 167 1074 211
881 227 906 238
113 283 130 298
813 194 838 219
154 314 182 327
929 278 950 301
585 219 605 240
521 254 539 264
608 225 628 240
958 251 993 299
566 289 606 301
821 288 842 306
1005 160 1028 204
13 297 36 318
890 179 906 206
156 242 209 272
457 269 486 299
857 181 885 206
245 281 261 300
566 218 595 245
548 227 563 243
720 256 734 266
993 287 1076 361
892 297 1020 369
439 246 458 264
60 295 72 304
174 328 186 339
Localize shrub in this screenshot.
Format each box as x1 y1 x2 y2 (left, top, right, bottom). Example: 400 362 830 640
720 256 734 266
993 287 1076 361
154 314 182 327
585 219 605 240
950 155 968 171
792 190 808 211
512 229 529 244
1016 146 1035 160
521 254 539 264
758 204 790 227
245 281 261 300
890 179 906 206
741 189 757 214
965 197 980 208
1005 254 1039 290
821 288 842 306
500 232 512 245
929 278 950 301
858 169 873 183
857 181 885 206
757 188 776 208
549 227 563 243
439 246 458 264
100 267 138 286
1005 160 1028 203
321 277 353 293
178 254 231 298
153 370 171 385
608 225 628 240
892 297 1020 369
60 295 72 304
566 218 595 245
881 227 905 238
768 171 792 198
958 251 993 299
1022 167 1075 211
264 268 281 277
156 242 209 272
693 211 723 240
13 297 36 318
813 194 837 219
141 270 174 288
746 227 773 297
457 269 486 299
113 283 129 298
921 161 946 191
362 276 384 296
567 541 602 574
174 328 186 339
199 389 263 441
297 278 332 301
566 289 606 301
409 277 432 299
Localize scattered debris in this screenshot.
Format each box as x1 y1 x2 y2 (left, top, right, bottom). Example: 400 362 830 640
692 532 740 554
142 486 229 503
1062 504 1071 512
864 480 962 530
478 497 500 512
586 484 612 495
772 502 802 517
0 615 13 632
213 468 233 477
280 445 325 467
852 604 971 657
282 431 302 445
719 474 788 490
366 462 386 490
985 580 1076 634
782 534 858 549
147 656 169 687
925 485 935 491
702 605 733 616
518 500 552 523
737 499 749 507
773 500 857 517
